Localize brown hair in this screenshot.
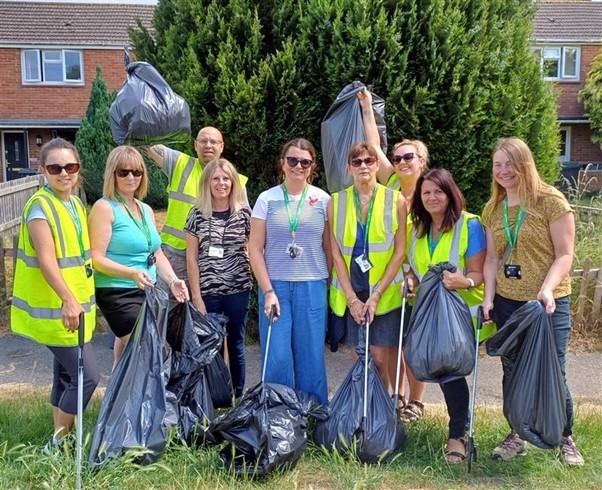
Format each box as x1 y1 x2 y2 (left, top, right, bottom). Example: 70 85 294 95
39 137 80 166
347 142 377 163
279 138 317 183
103 145 149 200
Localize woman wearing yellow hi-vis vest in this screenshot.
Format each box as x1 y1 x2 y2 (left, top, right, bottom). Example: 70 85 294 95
328 142 407 390
405 168 491 464
10 138 99 454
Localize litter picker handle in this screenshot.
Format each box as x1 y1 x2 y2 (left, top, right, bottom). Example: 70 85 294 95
476 306 484 332
261 305 278 383
78 312 85 346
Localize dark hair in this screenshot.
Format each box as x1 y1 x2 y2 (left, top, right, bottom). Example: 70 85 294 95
347 142 377 163
411 168 465 238
39 138 80 166
279 137 317 183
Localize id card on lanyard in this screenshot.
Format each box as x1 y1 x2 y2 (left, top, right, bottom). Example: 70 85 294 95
353 186 376 272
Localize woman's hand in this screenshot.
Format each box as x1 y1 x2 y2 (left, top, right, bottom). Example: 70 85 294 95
170 279 190 303
481 298 494 322
357 88 373 109
404 275 416 299
61 296 84 332
264 291 280 320
363 293 379 324
537 288 556 313
348 298 366 325
442 270 469 291
131 269 154 289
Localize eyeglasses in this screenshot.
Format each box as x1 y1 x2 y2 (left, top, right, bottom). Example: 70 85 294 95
196 138 223 147
350 157 377 167
44 163 80 175
285 156 313 169
392 153 416 165
115 168 144 178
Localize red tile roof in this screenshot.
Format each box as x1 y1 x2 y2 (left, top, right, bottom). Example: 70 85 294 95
0 2 154 46
534 1 602 43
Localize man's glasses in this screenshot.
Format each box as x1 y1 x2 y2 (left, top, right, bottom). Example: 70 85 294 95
285 156 313 169
350 157 377 167
44 163 80 175
196 138 223 147
115 168 144 178
392 153 416 165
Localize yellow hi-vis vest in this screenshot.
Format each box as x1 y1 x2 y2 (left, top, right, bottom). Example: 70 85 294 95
330 184 404 317
162 153 249 252
386 172 401 190
407 211 496 340
10 188 96 346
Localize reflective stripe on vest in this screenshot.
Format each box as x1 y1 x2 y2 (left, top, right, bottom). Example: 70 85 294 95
330 184 403 317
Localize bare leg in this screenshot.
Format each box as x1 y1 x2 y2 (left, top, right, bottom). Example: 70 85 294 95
53 407 75 440
407 362 426 402
389 346 405 396
370 345 390 389
112 334 130 371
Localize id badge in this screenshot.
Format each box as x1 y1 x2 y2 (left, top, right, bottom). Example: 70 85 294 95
208 246 224 258
286 243 304 259
147 252 156 266
355 254 373 273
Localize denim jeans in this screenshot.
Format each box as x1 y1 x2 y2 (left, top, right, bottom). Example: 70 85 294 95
493 294 574 436
258 279 328 405
203 290 251 398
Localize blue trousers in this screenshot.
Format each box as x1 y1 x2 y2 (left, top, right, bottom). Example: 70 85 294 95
493 294 574 436
258 279 328 405
203 290 251 398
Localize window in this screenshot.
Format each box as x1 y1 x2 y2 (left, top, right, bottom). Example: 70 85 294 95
532 46 580 81
559 127 570 162
21 49 83 84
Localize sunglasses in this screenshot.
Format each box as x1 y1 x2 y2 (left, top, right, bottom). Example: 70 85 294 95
350 156 377 167
115 168 144 178
392 152 416 165
44 163 80 175
285 156 313 169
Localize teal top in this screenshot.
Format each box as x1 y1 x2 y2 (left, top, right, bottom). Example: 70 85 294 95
94 198 161 288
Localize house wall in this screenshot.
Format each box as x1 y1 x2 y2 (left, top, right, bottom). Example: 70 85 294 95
569 124 602 163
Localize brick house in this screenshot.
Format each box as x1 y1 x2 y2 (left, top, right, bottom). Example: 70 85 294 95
0 1 153 182
533 0 602 179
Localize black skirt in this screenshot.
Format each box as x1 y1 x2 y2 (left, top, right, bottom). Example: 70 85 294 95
95 287 145 338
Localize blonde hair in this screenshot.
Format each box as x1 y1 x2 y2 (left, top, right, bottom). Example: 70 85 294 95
393 139 430 167
103 146 149 200
483 137 562 220
196 158 244 217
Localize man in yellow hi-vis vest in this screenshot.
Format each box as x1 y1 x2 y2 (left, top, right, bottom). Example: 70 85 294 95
145 127 248 284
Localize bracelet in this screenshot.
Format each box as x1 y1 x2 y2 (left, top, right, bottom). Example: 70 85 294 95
348 298 360 307
373 288 382 298
169 278 179 288
466 277 475 290
264 288 275 295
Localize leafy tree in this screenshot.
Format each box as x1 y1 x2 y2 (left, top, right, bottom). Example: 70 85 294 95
130 0 560 211
580 50 602 146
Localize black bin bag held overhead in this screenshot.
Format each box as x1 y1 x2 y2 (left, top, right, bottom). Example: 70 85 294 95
486 300 567 449
110 61 191 146
321 81 387 194
404 262 475 384
89 287 170 467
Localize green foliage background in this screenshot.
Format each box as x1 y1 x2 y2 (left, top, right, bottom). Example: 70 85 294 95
129 0 560 212
580 50 602 146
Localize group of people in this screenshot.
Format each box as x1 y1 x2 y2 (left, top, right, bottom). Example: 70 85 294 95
10 90 583 466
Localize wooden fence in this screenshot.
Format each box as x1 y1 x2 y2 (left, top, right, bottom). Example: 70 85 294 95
0 174 45 238
572 257 602 326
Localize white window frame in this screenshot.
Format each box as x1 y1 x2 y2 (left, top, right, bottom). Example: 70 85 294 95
21 49 84 85
532 46 580 81
559 127 571 162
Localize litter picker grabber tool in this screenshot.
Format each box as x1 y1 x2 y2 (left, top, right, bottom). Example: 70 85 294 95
76 312 85 490
393 281 409 419
467 306 484 473
261 305 278 383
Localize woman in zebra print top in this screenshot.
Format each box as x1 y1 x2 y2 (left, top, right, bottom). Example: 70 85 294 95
185 158 252 398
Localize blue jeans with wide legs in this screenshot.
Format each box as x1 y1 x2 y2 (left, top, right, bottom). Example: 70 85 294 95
493 294 574 436
203 290 251 398
258 279 328 406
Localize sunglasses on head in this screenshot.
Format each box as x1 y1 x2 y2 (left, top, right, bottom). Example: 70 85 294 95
285 156 313 169
115 168 144 178
350 156 377 167
44 163 80 175
392 153 416 165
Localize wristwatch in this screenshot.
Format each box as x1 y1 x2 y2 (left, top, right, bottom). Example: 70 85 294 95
466 277 475 290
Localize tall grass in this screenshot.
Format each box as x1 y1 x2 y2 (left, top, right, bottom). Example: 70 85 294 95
1 391 601 489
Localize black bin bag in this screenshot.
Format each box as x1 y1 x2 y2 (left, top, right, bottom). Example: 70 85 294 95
110 61 191 146
314 328 407 463
321 81 387 193
486 300 567 449
166 305 228 444
404 262 475 383
89 287 170 467
210 382 311 477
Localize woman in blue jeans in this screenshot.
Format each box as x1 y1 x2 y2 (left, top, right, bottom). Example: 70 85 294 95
482 137 584 466
185 159 252 398
248 138 332 405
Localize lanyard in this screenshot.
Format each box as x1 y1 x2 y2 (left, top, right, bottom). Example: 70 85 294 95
116 193 152 252
353 186 376 255
503 197 525 251
45 185 86 259
281 184 308 240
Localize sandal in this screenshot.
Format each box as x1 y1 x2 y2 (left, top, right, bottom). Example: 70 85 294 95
391 394 406 410
399 400 424 422
444 438 467 465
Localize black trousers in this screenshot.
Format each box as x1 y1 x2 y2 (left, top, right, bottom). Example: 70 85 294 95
440 377 469 439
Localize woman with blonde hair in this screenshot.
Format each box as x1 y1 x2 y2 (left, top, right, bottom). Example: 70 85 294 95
185 158 252 398
89 145 188 367
482 137 583 466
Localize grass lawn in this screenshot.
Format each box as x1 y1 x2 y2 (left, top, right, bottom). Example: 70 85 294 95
0 391 600 489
